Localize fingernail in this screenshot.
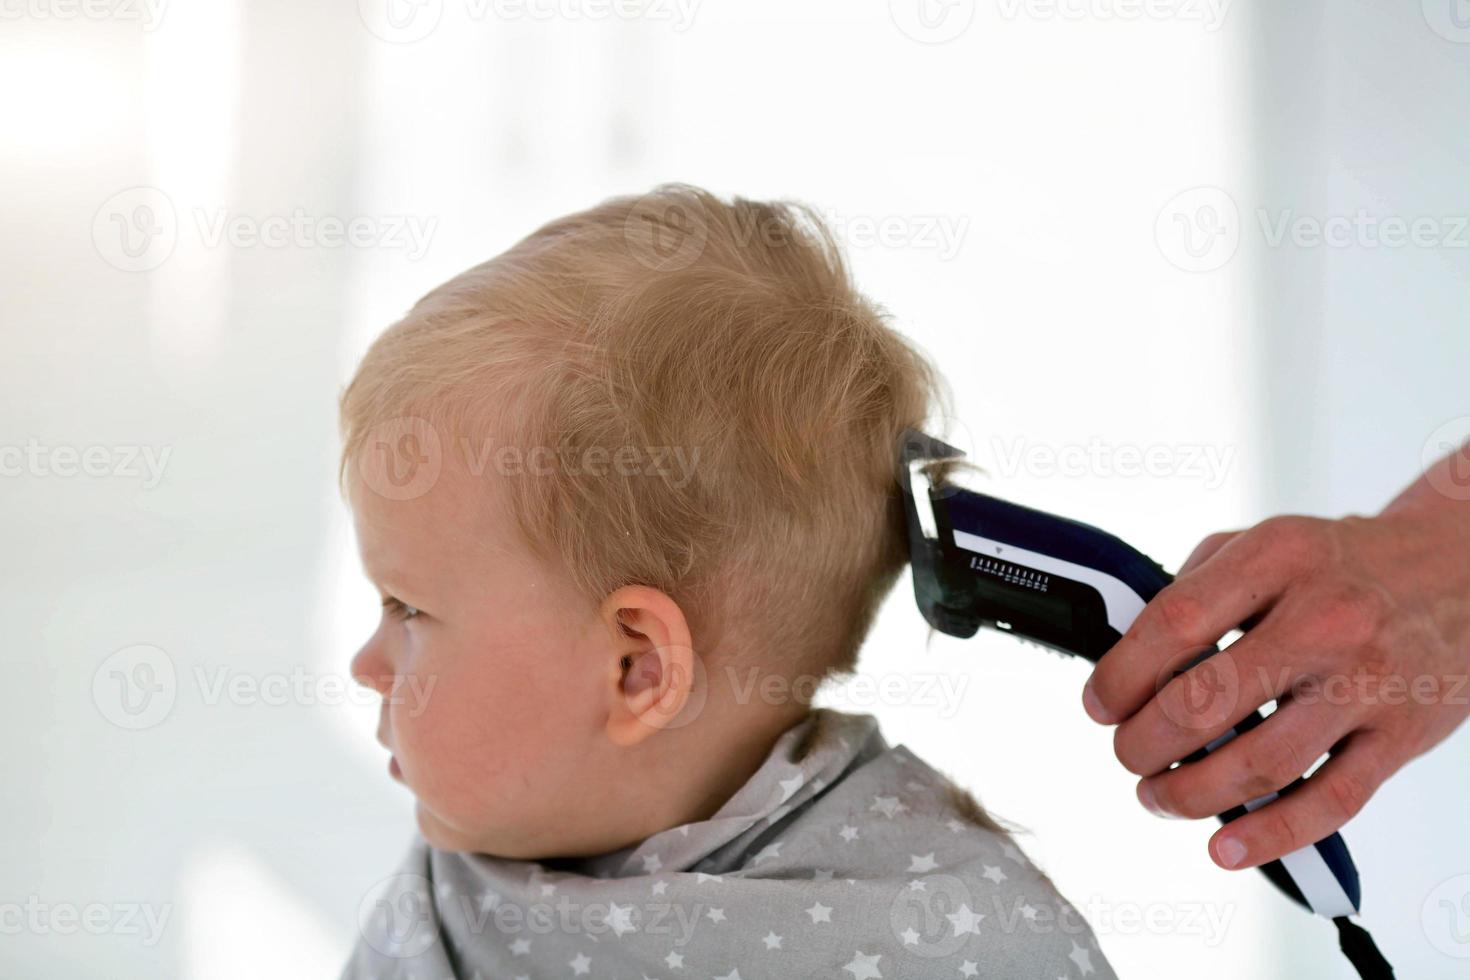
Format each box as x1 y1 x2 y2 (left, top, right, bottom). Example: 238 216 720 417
1082 682 1114 724
1215 836 1247 869
1136 781 1170 818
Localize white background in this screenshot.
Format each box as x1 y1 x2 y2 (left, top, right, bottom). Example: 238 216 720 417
2 1 1468 977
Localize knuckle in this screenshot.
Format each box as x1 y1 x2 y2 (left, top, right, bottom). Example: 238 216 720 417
1323 769 1371 822
1255 515 1326 569
1153 587 1210 645
1158 779 1209 819
1307 579 1389 648
1258 800 1303 854
1241 735 1305 798
1113 727 1155 777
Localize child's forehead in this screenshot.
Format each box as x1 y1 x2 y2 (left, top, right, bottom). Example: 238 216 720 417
347 463 523 577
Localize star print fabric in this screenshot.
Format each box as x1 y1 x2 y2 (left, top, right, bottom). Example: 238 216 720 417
341 707 1117 980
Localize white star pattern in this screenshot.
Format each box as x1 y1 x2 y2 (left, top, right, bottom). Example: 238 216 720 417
343 711 1114 980
753 841 783 864
869 795 907 819
843 951 882 979
606 902 637 937
1069 941 1095 975
946 903 985 936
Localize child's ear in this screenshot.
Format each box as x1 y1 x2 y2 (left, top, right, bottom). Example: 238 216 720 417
601 585 703 746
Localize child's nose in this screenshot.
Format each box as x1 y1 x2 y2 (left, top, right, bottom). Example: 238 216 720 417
350 641 395 697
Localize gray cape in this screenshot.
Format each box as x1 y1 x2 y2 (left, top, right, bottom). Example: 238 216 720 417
341 707 1117 979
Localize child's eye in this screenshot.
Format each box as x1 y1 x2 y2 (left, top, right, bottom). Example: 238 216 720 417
382 596 420 621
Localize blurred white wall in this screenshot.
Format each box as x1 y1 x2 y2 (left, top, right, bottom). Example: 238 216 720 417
1 1 1465 978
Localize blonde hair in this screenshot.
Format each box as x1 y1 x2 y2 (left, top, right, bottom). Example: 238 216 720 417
339 184 952 681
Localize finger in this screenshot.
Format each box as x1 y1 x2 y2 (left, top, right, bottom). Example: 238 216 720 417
1084 515 1327 725
1206 729 1392 870
1134 694 1361 820
1177 529 1243 577
1111 594 1332 775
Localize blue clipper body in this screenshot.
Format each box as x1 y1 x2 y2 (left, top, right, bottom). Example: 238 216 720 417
897 428 1392 978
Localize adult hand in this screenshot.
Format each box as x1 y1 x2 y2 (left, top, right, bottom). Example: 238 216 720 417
1081 439 1470 871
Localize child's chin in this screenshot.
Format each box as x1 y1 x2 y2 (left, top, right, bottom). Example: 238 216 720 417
413 802 481 853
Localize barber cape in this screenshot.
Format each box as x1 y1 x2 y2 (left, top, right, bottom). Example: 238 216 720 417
341 707 1117 980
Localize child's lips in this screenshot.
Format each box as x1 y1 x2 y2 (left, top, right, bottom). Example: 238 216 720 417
389 755 402 780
